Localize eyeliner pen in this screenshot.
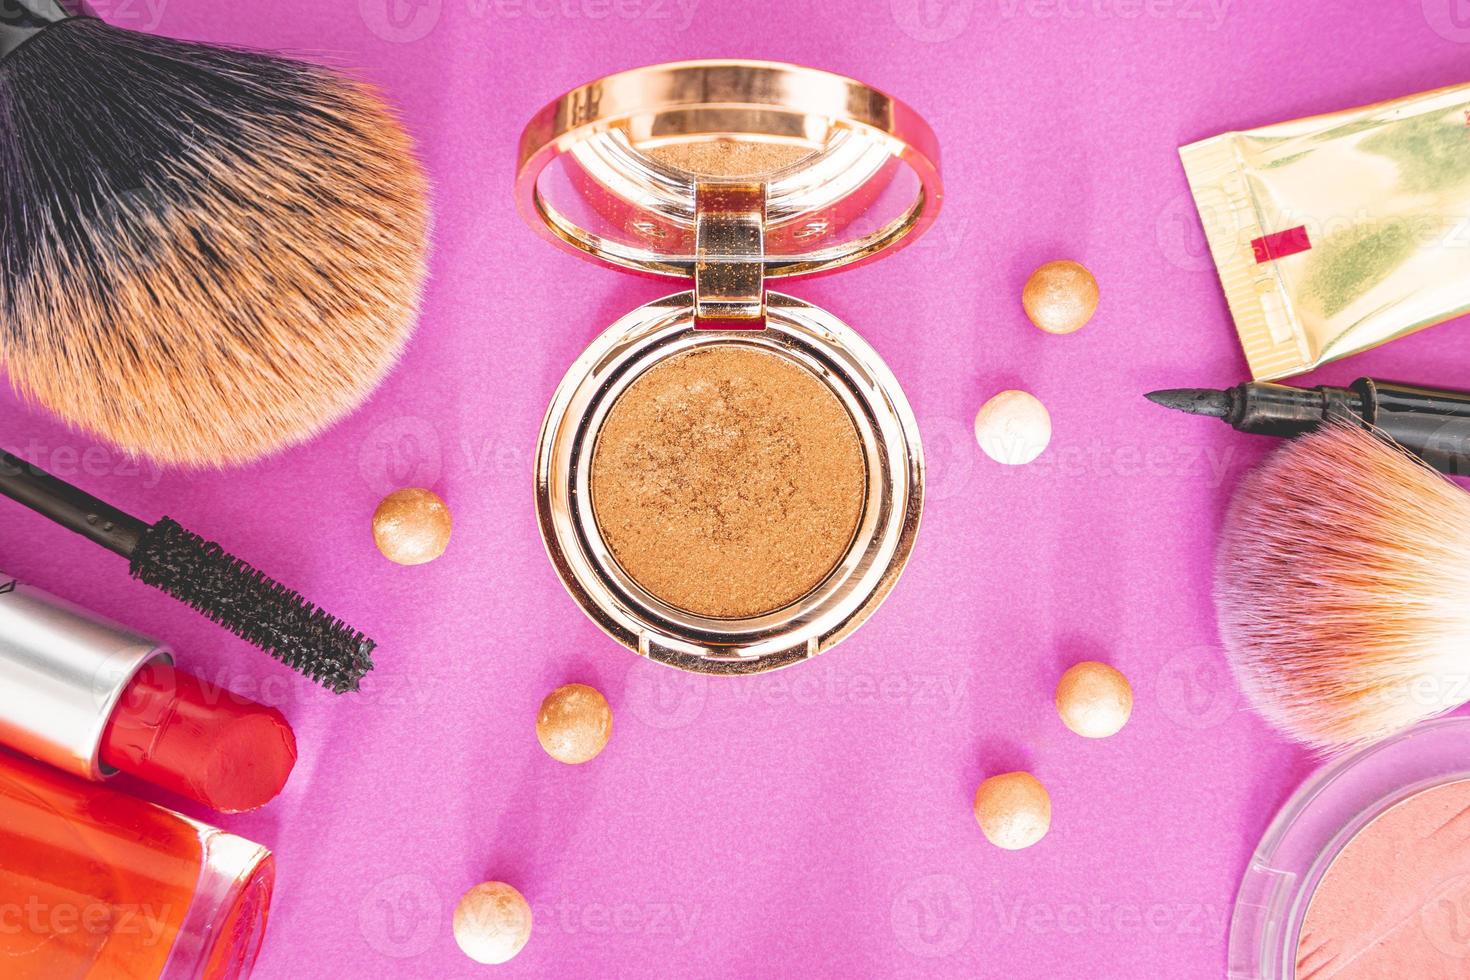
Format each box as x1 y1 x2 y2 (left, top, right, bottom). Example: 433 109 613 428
1146 378 1470 475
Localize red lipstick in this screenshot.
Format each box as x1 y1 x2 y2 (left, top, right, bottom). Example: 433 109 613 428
0 576 297 812
103 660 297 813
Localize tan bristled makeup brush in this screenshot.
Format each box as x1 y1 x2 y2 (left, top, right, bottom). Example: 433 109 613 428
0 1 429 466
1216 421 1470 751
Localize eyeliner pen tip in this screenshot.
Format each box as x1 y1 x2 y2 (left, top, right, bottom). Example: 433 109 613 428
1144 387 1231 419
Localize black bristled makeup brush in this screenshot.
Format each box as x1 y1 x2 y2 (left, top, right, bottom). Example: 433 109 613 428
0 0 430 466
0 449 374 693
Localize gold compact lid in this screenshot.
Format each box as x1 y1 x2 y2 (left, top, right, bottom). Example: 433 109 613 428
515 60 943 281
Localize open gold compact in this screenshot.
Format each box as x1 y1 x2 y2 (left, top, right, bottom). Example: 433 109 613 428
517 60 942 675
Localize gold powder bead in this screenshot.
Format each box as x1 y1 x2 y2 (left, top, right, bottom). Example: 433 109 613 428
974 390 1051 465
1022 259 1099 334
536 683 613 765
974 772 1052 850
372 488 451 565
453 881 532 965
1056 661 1133 739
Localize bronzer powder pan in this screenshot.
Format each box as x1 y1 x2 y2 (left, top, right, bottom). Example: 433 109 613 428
1231 718 1470 978
590 345 867 621
516 61 941 674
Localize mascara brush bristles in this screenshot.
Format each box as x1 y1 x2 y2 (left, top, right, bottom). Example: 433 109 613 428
0 17 429 466
131 518 375 693
1215 422 1470 750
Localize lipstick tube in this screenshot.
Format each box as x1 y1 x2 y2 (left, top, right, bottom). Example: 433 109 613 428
0 575 297 812
0 749 274 979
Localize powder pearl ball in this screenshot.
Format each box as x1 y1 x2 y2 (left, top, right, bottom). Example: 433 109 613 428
975 390 1051 465
1056 661 1133 739
453 882 532 965
1022 259 1099 334
372 488 451 565
536 684 613 765
974 772 1051 850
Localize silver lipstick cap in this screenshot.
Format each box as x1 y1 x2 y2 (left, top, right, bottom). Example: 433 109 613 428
0 575 169 780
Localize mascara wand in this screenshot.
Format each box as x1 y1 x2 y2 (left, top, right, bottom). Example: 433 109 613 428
0 450 373 693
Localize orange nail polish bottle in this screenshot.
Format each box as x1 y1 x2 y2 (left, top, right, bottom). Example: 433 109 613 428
0 750 274 979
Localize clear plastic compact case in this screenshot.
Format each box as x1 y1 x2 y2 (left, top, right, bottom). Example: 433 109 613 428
1230 717 1470 978
516 60 943 675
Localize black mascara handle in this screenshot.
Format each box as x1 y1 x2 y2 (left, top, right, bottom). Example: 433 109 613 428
0 449 148 558
0 0 83 62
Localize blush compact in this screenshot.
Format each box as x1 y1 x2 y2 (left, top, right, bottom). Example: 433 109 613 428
516 60 942 675
1231 718 1470 977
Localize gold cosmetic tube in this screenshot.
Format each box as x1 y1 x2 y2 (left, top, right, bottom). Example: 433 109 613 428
1181 82 1470 380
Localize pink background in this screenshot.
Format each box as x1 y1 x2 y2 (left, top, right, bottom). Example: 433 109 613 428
8 0 1470 976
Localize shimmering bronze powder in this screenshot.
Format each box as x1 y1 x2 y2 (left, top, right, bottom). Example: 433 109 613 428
590 345 865 619
643 139 816 179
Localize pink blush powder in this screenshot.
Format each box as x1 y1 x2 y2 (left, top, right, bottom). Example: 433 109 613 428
1297 778 1470 978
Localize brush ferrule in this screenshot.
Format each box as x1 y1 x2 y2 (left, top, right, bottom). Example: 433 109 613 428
0 0 77 62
